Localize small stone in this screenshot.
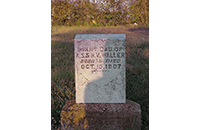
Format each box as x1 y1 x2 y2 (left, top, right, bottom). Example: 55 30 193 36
61 100 141 130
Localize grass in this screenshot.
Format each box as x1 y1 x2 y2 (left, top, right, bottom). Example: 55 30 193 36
51 25 149 130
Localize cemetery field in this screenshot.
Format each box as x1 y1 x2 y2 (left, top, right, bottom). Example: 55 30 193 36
51 26 149 130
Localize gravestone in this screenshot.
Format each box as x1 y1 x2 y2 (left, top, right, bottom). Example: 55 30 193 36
74 34 126 103
60 34 141 130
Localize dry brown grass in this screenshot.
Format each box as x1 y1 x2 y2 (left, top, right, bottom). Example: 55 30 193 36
51 26 149 47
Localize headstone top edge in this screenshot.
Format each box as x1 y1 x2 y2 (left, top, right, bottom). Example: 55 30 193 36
75 34 126 40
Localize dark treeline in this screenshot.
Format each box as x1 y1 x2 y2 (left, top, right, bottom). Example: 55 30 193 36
51 0 149 26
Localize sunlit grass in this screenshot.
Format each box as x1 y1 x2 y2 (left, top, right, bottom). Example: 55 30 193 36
51 25 149 130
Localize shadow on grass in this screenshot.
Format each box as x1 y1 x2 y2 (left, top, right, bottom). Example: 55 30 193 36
51 27 149 130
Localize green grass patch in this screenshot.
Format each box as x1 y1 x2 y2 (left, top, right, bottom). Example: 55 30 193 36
51 26 149 130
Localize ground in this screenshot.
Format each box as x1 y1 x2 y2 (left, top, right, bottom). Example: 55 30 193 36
51 25 149 130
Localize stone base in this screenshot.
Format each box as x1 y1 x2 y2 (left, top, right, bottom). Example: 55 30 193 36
61 100 141 130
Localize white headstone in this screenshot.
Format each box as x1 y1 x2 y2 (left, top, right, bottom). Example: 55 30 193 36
75 34 126 103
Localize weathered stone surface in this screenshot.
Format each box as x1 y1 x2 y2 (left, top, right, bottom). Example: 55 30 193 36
61 100 141 130
74 34 126 103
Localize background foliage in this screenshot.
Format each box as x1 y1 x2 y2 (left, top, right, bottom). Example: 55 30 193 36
51 0 149 26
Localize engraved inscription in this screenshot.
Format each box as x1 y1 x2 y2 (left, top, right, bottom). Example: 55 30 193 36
76 46 125 73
